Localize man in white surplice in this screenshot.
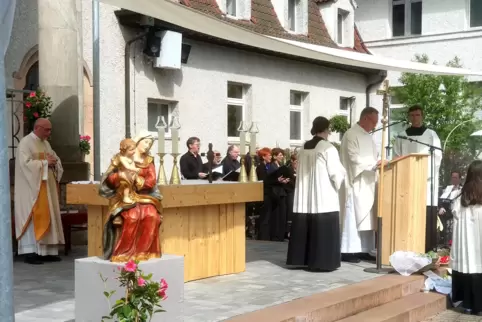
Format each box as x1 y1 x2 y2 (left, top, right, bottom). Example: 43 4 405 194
340 107 386 263
15 118 65 265
393 105 442 252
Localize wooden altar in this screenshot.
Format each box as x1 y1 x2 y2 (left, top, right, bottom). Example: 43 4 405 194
66 181 263 282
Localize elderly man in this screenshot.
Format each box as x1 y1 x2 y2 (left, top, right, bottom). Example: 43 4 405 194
15 118 64 264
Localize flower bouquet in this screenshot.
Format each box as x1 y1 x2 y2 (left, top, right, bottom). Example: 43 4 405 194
100 260 168 322
24 89 52 132
79 135 91 155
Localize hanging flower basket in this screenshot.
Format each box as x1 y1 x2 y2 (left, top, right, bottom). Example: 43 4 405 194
24 89 53 132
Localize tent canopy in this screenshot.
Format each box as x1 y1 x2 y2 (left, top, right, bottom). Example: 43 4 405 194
100 0 482 77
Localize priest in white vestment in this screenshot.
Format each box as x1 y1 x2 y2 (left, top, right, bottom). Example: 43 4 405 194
15 118 64 265
451 160 482 315
287 116 346 272
392 105 442 252
340 107 385 263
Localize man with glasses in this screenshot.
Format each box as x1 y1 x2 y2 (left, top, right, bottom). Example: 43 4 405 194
14 118 64 264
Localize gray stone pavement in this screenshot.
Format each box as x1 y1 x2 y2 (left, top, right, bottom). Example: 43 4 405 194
424 310 482 322
14 240 380 322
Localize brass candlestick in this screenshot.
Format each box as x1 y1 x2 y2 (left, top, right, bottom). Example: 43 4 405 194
249 153 258 182
157 153 168 186
169 153 181 185
238 155 248 183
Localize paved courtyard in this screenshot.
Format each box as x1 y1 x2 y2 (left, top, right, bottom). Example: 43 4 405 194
424 310 482 322
14 240 379 322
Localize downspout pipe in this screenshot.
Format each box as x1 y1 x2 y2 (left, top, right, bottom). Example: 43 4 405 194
125 32 148 138
365 70 387 107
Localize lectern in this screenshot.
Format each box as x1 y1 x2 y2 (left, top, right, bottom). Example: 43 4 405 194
380 153 429 265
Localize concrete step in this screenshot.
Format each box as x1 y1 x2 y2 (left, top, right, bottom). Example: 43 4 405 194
336 292 447 322
227 274 425 322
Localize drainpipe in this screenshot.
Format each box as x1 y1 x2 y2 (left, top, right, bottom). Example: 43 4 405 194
125 32 148 138
365 70 387 107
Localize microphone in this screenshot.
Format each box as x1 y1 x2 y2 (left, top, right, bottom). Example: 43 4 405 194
396 135 408 140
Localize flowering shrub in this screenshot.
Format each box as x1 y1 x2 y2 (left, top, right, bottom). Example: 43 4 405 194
101 260 168 322
24 89 52 131
79 135 91 155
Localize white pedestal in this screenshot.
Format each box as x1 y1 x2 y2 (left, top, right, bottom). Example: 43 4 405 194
75 255 184 322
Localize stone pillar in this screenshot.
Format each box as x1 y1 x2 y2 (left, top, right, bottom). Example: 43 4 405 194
38 0 89 182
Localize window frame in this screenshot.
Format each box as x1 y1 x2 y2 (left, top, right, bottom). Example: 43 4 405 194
469 0 482 29
289 91 304 144
391 0 422 38
227 83 246 141
226 0 237 17
336 9 349 45
338 97 354 140
147 100 175 137
287 0 297 32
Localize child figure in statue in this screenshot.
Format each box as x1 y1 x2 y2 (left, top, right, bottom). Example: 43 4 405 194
116 138 139 204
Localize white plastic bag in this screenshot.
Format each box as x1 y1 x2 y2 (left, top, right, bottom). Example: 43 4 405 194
389 251 432 276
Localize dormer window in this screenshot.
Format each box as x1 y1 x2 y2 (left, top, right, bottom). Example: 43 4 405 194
216 0 251 19
319 0 355 47
272 0 308 34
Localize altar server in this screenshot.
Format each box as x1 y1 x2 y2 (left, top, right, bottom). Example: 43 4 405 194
340 107 383 263
451 160 482 315
287 116 346 271
15 118 64 265
393 105 442 252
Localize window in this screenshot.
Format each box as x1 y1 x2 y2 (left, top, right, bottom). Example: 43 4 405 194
392 0 422 37
227 0 236 16
147 101 174 134
470 0 482 28
288 0 297 32
290 91 304 142
227 83 246 139
338 97 353 140
337 9 349 45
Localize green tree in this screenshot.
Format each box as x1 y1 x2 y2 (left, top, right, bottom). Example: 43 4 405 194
391 54 482 184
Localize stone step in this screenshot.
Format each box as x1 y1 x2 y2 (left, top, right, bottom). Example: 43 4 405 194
227 274 426 322
336 292 447 322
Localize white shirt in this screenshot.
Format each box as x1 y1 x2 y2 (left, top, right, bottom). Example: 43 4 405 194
451 197 482 274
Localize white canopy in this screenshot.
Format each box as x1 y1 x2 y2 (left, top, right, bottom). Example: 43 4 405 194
100 0 482 77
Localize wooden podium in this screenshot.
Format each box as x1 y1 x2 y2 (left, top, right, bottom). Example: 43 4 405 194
380 153 429 265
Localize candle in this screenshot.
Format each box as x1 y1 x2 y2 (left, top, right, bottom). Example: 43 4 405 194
157 119 165 154
240 131 246 155
250 132 256 155
171 128 179 154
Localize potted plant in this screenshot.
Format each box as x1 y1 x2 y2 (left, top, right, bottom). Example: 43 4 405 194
101 260 168 322
24 89 52 133
79 135 91 161
329 115 350 137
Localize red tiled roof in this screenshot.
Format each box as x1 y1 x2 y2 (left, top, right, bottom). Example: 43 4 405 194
179 0 370 54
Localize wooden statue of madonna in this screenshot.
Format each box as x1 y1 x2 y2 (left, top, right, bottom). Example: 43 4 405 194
98 131 163 262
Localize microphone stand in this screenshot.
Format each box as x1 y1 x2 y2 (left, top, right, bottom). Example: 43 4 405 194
207 143 214 184
396 135 442 252
370 121 405 134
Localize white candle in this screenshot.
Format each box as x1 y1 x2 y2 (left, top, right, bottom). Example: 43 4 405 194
250 133 256 155
240 131 246 155
158 126 165 154
171 128 179 154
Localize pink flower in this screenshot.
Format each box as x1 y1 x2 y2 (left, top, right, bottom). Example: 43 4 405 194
159 278 168 291
158 289 168 300
33 112 39 118
29 92 36 97
137 277 146 287
124 260 137 272
448 240 452 246
85 135 91 141
25 102 32 108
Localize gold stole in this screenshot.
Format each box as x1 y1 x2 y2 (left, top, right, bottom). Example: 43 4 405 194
32 151 51 241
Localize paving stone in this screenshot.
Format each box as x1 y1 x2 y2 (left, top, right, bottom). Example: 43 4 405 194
14 240 378 321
